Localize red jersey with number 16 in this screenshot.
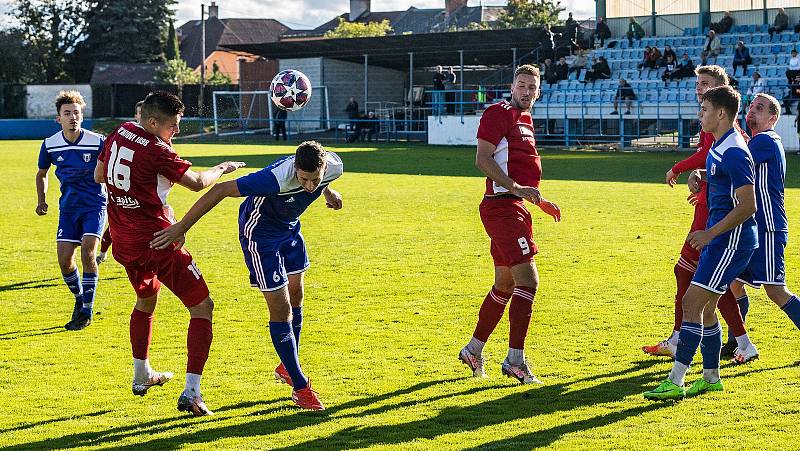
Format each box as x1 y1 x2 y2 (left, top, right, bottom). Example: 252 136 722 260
477 100 541 196
99 121 192 247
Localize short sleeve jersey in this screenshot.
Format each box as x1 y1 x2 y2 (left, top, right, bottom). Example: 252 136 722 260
706 128 758 249
37 129 107 213
237 152 344 241
98 121 192 246
748 129 787 233
476 100 541 196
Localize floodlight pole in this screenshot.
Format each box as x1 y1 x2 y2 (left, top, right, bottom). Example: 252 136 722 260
363 54 369 109
459 50 464 119
200 4 206 116
512 47 517 71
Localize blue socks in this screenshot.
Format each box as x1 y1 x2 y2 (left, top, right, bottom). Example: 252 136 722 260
727 295 750 343
81 272 98 315
700 322 722 370
269 321 308 390
62 269 83 317
675 322 703 367
292 306 303 349
782 296 800 330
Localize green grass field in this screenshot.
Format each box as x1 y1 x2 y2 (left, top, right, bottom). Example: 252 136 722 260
2 139 800 450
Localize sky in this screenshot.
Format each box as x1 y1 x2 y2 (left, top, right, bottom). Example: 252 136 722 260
0 0 595 31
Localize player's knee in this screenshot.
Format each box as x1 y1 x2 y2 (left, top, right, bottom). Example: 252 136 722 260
57 254 74 272
495 280 515 295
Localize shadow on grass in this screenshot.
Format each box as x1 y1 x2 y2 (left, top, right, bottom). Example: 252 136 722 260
181 147 800 187
0 326 67 341
0 410 112 435
0 278 61 292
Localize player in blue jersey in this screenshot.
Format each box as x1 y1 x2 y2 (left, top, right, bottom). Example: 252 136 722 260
150 141 343 411
644 85 758 401
720 93 800 364
35 90 106 331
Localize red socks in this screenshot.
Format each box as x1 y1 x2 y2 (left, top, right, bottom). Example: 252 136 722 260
673 258 696 332
718 290 746 337
473 287 511 342
130 308 153 360
509 286 535 349
187 318 213 375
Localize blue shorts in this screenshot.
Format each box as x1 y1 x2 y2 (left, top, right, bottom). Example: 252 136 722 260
241 232 309 292
737 231 787 288
691 245 754 294
57 208 106 243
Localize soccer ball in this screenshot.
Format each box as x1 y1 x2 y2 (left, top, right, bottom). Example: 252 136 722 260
270 69 312 112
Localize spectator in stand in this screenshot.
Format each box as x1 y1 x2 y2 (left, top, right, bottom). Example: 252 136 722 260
564 12 579 52
444 66 457 114
626 17 645 46
787 49 800 85
745 71 765 104
584 56 611 83
555 56 569 82
732 41 752 76
611 78 636 115
710 10 734 34
795 17 800 34
273 106 287 141
661 54 678 85
543 24 556 60
660 45 677 67
769 8 789 40
569 49 589 75
360 111 378 142
345 96 359 130
543 58 558 85
638 46 661 71
595 17 611 48
700 30 721 65
670 52 695 81
432 66 446 115
784 74 800 114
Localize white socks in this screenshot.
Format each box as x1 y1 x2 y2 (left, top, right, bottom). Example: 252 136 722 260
507 348 525 365
133 358 152 382
735 333 753 350
466 337 485 356
184 373 202 396
668 361 689 386
668 330 680 345
703 368 720 384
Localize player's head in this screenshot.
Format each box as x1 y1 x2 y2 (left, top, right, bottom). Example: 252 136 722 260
134 100 144 123
294 140 327 193
140 91 184 143
55 90 85 133
745 93 780 135
698 85 740 134
510 64 540 111
694 65 728 103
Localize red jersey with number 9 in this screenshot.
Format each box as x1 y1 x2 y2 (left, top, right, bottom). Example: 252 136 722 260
99 121 191 247
476 100 541 196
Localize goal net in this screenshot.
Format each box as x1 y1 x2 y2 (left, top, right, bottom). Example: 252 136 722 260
212 87 330 137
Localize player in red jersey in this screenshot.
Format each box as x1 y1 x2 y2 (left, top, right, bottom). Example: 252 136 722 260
97 101 143 266
458 65 561 384
643 65 754 359
94 92 244 416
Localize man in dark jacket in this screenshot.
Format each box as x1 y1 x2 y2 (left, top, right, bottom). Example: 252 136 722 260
611 78 636 115
595 17 611 48
732 41 752 76
769 8 789 39
710 11 733 34
626 17 644 45
555 57 569 82
584 56 611 83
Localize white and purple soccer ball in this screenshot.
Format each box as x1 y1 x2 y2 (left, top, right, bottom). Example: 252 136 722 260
270 69 312 112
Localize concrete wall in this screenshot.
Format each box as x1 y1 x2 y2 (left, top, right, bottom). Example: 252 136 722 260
323 58 406 120
26 85 93 118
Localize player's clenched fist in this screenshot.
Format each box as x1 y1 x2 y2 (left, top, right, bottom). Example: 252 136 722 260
323 187 343 210
35 201 48 216
665 169 677 187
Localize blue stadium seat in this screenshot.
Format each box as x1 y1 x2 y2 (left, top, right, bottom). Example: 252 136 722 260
759 24 769 33
748 25 757 34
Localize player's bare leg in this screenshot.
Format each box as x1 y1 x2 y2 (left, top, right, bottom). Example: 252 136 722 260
65 236 100 330
501 260 542 385
177 296 214 416
265 287 324 410
56 242 83 328
275 273 306 386
130 294 173 397
461 266 513 377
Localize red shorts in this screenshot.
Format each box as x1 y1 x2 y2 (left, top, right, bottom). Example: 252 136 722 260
479 197 538 267
113 243 210 307
680 184 709 263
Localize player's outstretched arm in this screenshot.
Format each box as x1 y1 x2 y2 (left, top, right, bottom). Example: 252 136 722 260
475 138 541 204
35 168 49 216
150 179 242 250
178 161 246 192
687 183 756 250
322 186 343 210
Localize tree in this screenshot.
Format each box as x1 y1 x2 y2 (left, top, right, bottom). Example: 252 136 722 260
80 0 176 64
10 0 92 82
496 0 564 29
206 61 231 85
165 19 179 61
324 17 392 38
156 58 199 95
0 30 39 83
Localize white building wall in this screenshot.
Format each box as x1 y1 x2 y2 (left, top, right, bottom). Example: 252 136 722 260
26 85 93 118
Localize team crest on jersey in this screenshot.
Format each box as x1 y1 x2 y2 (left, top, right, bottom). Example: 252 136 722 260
83 153 91 163
710 163 717 175
519 125 534 137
